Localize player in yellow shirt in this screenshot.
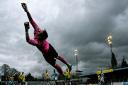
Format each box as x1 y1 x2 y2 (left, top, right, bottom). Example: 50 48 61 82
19 72 25 85
64 68 71 79
43 70 50 81
64 68 72 85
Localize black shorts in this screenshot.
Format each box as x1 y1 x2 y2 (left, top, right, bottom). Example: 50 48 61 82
44 44 58 66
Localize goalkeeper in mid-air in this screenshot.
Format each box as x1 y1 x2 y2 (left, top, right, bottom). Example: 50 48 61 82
21 3 72 76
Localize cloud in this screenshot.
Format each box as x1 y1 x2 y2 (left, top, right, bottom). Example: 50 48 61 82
0 0 128 77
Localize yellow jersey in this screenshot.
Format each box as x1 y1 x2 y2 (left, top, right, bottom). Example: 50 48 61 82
19 73 25 82
64 69 71 79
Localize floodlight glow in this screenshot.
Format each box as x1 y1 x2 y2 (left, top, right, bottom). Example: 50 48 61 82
74 49 78 56
74 49 78 52
107 35 112 45
20 0 27 3
108 41 112 45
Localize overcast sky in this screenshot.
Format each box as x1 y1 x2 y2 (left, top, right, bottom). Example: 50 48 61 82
0 0 128 77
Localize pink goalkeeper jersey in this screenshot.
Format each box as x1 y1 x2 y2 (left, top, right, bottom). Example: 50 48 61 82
26 19 49 54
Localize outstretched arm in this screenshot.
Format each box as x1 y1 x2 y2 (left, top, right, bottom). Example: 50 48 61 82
21 3 41 31
24 22 38 46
